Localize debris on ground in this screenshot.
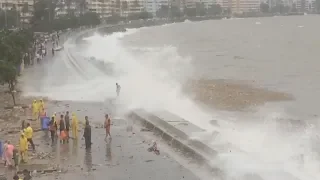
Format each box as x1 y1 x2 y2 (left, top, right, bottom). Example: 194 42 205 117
147 141 160 155
30 152 54 160
140 128 152 132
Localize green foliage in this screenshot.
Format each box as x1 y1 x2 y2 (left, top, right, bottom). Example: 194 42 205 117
122 1 128 10
156 5 182 18
105 13 125 24
128 11 153 20
0 9 20 29
0 29 34 105
32 12 101 32
290 3 297 12
156 5 169 18
260 2 270 13
208 4 223 15
30 0 100 31
316 0 320 12
116 0 121 9
80 12 101 26
170 6 182 18
184 7 196 17
300 0 306 12
195 2 206 16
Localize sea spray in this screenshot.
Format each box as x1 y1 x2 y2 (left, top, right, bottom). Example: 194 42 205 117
21 25 320 180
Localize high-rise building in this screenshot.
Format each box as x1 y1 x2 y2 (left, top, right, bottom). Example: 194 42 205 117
295 0 316 11
197 0 217 9
144 0 169 16
0 0 34 23
86 0 145 18
87 0 114 18
120 0 145 17
221 0 261 13
55 0 80 17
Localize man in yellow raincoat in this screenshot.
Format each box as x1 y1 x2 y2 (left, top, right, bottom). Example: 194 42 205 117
39 99 45 110
36 100 42 114
71 113 79 139
52 112 57 124
32 100 38 120
19 133 28 163
24 123 35 151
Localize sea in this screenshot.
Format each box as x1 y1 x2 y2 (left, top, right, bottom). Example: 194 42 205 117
23 15 320 180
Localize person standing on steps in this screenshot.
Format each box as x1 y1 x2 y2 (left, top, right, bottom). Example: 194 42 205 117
116 83 121 97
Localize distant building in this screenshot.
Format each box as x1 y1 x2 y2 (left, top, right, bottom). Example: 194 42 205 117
0 0 34 23
55 0 80 17
86 0 145 18
87 0 114 18
221 0 261 13
145 0 169 16
184 0 196 8
197 0 217 9
121 0 145 17
295 0 316 11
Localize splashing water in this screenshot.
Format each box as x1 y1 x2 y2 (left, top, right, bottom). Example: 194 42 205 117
22 26 320 180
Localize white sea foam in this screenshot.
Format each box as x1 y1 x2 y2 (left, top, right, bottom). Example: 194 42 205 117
22 26 320 180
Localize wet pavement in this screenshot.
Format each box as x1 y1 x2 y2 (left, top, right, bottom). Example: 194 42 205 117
32 100 200 180
16 33 204 180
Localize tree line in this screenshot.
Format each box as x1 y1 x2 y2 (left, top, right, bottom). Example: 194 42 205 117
0 0 100 106
0 29 34 106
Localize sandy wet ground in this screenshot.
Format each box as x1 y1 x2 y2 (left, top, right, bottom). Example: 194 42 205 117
184 79 294 111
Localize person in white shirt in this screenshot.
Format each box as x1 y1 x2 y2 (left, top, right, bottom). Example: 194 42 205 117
36 53 41 63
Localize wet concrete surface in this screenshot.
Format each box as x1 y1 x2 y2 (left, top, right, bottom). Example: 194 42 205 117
31 100 200 180
16 33 203 179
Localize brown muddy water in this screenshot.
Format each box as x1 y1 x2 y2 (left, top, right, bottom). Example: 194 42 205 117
122 15 320 122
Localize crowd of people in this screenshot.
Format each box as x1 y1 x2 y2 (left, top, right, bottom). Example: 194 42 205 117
23 31 60 66
1 98 114 171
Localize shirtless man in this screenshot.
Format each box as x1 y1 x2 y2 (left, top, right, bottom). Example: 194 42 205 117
116 83 121 97
104 114 111 140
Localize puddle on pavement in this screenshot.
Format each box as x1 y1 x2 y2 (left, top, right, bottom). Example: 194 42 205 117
84 149 92 172
105 139 112 163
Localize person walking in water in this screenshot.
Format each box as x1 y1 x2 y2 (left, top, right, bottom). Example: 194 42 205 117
104 114 112 140
116 83 121 97
83 117 92 149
